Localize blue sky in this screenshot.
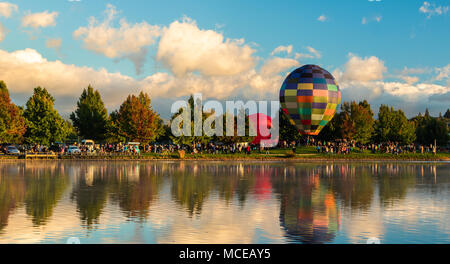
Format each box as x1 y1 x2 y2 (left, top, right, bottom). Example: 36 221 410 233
0 0 449 118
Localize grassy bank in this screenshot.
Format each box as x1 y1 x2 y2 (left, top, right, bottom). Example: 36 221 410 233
2 147 449 161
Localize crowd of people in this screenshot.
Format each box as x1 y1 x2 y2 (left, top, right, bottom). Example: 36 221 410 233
1 138 445 156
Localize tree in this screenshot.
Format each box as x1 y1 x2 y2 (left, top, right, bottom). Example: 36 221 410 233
330 100 374 144
112 92 162 143
70 85 109 142
444 109 450 119
415 115 449 146
374 105 416 144
351 100 375 144
23 87 69 145
278 109 302 142
0 81 27 143
170 95 213 145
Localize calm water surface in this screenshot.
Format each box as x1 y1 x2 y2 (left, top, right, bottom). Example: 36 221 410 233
0 160 448 244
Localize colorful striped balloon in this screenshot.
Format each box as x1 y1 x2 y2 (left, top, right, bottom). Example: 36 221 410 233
280 65 341 136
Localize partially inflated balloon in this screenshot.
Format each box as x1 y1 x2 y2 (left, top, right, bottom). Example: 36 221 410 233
280 65 341 136
249 113 272 145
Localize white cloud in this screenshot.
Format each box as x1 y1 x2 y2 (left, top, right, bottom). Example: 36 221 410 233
271 45 293 56
294 46 322 60
0 22 5 42
156 17 256 77
0 2 18 18
399 75 420 85
73 4 161 75
336 53 386 82
0 48 295 115
306 46 321 59
317 15 327 22
419 1 449 18
260 57 299 76
22 11 58 28
435 64 450 81
334 54 450 116
400 66 432 75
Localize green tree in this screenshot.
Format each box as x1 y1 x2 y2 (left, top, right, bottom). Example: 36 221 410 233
23 87 69 145
335 101 374 144
70 85 109 142
0 81 27 143
374 105 416 144
170 95 213 145
278 109 302 143
444 109 450 119
112 92 162 143
351 100 375 144
415 115 449 146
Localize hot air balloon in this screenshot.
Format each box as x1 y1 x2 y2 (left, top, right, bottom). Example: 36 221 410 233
248 113 278 146
280 65 341 136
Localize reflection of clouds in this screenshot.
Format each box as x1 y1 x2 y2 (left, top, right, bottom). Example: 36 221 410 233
0 199 80 243
340 194 385 244
148 191 285 244
0 161 448 244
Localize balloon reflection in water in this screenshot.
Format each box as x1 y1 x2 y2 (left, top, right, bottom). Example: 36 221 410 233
277 169 340 244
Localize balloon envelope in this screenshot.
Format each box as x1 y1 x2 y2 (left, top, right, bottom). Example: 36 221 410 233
249 113 277 146
280 65 341 136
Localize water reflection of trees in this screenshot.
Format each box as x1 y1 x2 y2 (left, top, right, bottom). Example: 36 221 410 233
110 163 163 220
0 169 25 231
23 163 69 226
0 161 447 240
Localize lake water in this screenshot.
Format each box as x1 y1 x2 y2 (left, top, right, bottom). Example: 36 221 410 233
0 160 448 244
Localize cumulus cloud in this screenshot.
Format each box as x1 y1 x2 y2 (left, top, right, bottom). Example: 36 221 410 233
419 1 449 18
0 2 17 18
334 54 450 116
22 11 58 28
73 4 161 75
260 57 299 76
157 17 256 77
271 45 293 56
0 48 297 116
335 53 386 82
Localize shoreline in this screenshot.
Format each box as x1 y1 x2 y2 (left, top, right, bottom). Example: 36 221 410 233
1 155 449 162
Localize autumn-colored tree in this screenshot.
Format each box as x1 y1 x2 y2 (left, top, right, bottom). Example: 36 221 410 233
112 92 162 143
0 81 27 143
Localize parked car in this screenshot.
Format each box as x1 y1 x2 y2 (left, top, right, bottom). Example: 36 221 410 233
7 146 20 155
67 146 81 155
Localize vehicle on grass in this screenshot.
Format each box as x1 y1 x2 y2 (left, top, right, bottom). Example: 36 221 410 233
7 146 20 155
67 146 82 155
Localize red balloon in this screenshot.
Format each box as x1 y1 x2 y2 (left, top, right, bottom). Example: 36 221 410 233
249 113 275 145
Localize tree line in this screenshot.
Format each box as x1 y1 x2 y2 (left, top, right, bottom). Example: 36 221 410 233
0 81 164 145
0 80 449 146
280 100 450 146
